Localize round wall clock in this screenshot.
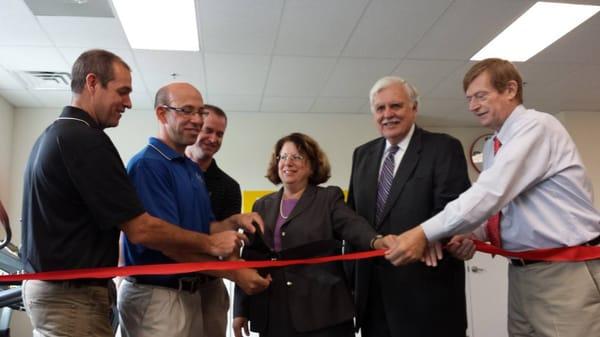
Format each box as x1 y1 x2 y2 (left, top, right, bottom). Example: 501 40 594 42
469 133 493 173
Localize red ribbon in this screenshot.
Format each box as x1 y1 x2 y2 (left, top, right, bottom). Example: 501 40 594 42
473 240 600 261
0 250 383 282
1 241 598 283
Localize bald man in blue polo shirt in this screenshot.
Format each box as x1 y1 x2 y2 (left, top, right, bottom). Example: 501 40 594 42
117 82 271 337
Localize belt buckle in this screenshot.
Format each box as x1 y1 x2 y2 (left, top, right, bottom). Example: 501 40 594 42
178 277 199 293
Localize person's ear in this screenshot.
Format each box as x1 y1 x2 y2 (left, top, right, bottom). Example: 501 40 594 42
85 73 98 94
505 80 518 100
156 106 168 124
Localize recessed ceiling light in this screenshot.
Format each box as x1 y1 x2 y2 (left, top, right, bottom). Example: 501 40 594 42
111 0 199 51
471 1 600 62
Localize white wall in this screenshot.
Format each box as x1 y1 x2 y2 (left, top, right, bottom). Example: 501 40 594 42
559 111 600 208
0 96 13 208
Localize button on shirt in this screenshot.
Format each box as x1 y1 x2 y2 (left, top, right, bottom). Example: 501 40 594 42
123 137 215 285
423 105 600 251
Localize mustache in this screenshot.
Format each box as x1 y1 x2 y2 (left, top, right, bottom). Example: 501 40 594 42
381 117 401 124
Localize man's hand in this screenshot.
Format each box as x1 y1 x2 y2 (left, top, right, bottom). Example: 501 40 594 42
373 234 396 250
208 230 247 257
233 317 250 337
213 212 265 234
446 235 476 261
233 268 272 295
421 241 443 267
385 226 428 266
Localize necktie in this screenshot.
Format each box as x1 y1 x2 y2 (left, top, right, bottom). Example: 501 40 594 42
376 145 399 223
486 137 502 247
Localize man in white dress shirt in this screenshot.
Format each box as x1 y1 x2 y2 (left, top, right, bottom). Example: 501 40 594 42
384 58 600 337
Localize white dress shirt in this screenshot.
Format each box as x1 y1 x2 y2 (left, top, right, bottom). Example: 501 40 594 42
379 124 415 178
422 105 600 251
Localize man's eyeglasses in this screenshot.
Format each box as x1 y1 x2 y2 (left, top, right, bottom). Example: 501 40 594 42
161 105 209 118
277 153 305 162
466 91 490 104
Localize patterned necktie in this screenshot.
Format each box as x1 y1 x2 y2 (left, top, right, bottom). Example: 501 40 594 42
376 145 399 223
486 137 503 247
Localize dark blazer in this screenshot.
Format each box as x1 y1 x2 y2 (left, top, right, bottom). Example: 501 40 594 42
347 126 470 337
234 185 378 335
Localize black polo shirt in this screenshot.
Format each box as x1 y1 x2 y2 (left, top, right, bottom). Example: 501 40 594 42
203 159 241 221
21 106 145 272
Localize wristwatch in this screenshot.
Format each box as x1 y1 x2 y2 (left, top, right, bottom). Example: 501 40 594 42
370 234 383 249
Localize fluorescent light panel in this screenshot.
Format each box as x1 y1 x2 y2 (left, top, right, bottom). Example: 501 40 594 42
112 0 199 51
472 1 600 62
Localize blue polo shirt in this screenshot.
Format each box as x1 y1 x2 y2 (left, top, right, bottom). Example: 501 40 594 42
123 137 215 284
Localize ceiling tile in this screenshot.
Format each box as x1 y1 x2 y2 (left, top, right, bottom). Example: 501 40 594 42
407 0 535 60
392 59 465 95
530 14 600 65
321 58 399 97
0 0 53 46
205 53 270 95
0 89 43 108
275 0 369 56
310 97 365 113
343 0 453 58
198 0 283 54
37 17 130 49
0 67 26 90
0 46 69 71
261 96 314 113
133 50 206 95
426 61 476 99
264 56 337 96
206 95 262 112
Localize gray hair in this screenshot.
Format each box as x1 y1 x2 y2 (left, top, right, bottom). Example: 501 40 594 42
369 76 420 113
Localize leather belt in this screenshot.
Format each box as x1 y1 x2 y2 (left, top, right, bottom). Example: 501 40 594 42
511 235 600 267
48 278 110 288
126 275 214 293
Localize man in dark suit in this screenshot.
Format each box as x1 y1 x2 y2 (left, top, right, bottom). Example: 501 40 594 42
347 76 471 337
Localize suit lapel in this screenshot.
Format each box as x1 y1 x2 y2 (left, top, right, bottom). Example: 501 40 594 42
282 184 316 224
377 127 423 228
262 189 282 245
364 140 385 225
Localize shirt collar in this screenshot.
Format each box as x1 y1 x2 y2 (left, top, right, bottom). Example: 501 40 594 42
384 123 415 152
148 137 185 161
495 104 526 145
60 106 100 129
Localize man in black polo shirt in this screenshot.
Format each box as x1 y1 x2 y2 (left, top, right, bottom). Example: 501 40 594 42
186 104 242 337
20 49 261 337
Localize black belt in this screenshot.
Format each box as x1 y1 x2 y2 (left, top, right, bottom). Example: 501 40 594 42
126 275 214 293
47 278 110 288
511 235 600 267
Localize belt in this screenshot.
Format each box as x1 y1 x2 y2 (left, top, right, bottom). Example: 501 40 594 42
47 278 110 288
511 235 600 267
126 275 214 293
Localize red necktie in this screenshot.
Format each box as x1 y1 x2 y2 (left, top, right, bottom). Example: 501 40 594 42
486 137 502 248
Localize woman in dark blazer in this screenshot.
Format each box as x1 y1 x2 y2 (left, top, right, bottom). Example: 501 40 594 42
233 132 388 337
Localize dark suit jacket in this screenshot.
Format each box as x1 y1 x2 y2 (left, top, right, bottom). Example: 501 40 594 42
234 185 378 334
347 127 470 337
203 159 241 221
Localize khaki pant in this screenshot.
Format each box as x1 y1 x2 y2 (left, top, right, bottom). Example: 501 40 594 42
508 259 600 337
22 280 114 337
118 278 229 337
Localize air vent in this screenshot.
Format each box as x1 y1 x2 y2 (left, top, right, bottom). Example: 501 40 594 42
16 71 72 90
